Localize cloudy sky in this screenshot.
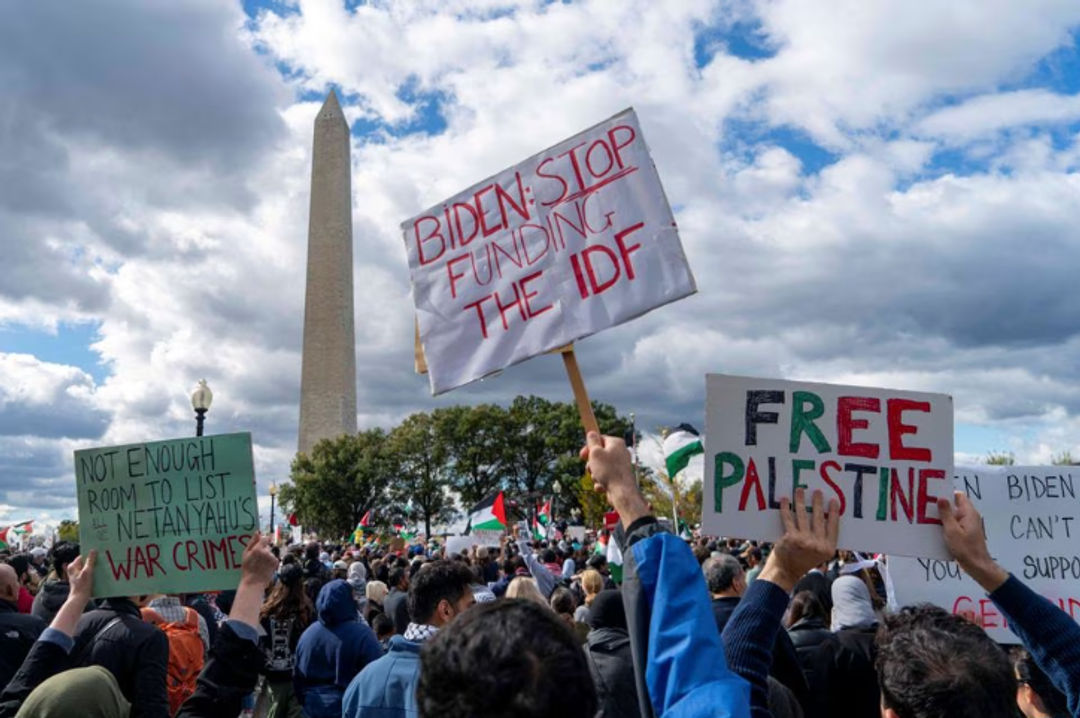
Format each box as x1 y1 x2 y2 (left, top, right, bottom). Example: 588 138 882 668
3 0 1080 528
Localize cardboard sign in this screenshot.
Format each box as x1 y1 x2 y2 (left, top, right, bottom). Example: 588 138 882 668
703 375 953 559
403 108 695 394
888 466 1080 642
75 433 258 598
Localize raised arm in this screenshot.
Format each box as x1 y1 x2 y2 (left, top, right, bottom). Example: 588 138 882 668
722 489 838 718
0 551 98 717
940 493 1080 717
583 432 750 718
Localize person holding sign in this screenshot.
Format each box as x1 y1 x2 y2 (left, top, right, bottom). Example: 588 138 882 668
936 492 1080 718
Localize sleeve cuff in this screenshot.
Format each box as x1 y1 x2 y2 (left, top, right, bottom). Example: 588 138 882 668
746 576 793 616
223 619 260 644
39 627 75 653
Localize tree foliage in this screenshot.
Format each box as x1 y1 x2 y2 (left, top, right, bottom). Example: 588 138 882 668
389 412 457 538
285 429 395 538
986 451 1016 466
277 395 634 539
57 520 79 543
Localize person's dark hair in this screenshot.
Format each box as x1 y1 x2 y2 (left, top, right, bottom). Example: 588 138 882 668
786 590 825 628
549 587 575 616
748 546 762 562
408 560 474 624
586 555 606 572
260 564 314 625
372 612 394 639
389 566 408 590
49 541 80 579
281 553 297 567
693 545 711 565
417 599 597 718
6 554 30 579
587 590 625 630
702 554 742 594
1012 646 1069 717
304 542 319 562
541 549 557 564
876 604 1013 718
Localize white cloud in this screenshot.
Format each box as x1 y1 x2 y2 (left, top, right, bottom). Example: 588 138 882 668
4 0 1080 520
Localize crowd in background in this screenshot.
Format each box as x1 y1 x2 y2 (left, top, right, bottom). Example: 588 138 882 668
0 432 1077 718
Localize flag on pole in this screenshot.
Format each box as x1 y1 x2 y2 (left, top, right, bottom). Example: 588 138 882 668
663 424 704 478
531 517 545 541
0 527 9 552
288 513 299 527
360 510 372 527
537 499 552 526
606 534 623 583
10 521 32 536
465 492 507 534
351 523 364 544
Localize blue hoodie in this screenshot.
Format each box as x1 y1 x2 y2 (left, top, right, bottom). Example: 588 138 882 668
293 579 383 718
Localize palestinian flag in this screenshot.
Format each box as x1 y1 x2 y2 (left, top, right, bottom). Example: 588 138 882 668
606 535 624 583
537 499 552 526
0 526 9 551
531 517 545 541
360 510 372 527
465 491 506 534
10 521 32 536
663 424 704 478
351 523 364 544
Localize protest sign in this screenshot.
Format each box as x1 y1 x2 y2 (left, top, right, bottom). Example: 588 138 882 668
403 108 695 395
446 535 481 556
703 375 954 559
75 433 258 598
888 466 1080 642
567 526 586 543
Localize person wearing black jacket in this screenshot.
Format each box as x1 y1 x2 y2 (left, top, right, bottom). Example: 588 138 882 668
0 534 279 718
69 595 170 717
583 590 641 718
0 563 45 690
785 591 837 718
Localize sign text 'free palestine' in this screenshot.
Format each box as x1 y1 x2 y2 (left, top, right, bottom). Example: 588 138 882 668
704 375 954 559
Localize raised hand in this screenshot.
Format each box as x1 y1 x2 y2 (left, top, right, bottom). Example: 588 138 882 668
579 432 650 530
67 550 96 600
938 492 1008 591
240 532 277 589
760 488 840 592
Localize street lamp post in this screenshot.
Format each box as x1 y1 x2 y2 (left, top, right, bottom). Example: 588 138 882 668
552 479 561 520
269 482 278 539
191 380 213 437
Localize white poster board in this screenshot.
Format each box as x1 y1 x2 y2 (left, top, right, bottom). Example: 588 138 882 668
403 108 696 394
888 466 1080 642
703 374 954 559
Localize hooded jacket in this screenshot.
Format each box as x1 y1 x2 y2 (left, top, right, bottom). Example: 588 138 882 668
30 580 69 623
0 599 44 691
341 635 423 718
585 627 641 718
619 518 751 718
293 580 382 718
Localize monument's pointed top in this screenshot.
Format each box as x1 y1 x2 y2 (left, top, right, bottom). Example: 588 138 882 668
317 89 346 122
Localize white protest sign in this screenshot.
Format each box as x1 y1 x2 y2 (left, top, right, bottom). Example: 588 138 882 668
445 535 479 556
402 108 696 395
888 466 1080 642
703 374 954 559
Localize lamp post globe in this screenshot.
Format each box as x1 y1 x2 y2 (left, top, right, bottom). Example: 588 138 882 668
191 379 213 437
269 481 278 538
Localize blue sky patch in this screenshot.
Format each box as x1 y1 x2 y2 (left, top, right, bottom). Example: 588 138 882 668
351 77 450 140
722 117 839 175
694 19 776 68
0 321 109 385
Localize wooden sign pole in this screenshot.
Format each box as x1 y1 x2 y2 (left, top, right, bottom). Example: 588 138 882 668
559 345 599 435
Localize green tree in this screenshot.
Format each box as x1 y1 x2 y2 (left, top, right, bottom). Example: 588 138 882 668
434 404 511 508
504 395 631 515
1052 451 1075 466
284 429 395 538
57 520 79 543
986 451 1016 466
389 412 456 538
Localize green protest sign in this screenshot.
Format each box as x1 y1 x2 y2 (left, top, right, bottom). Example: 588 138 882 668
75 433 258 598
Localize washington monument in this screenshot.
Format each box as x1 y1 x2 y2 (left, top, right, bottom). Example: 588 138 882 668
298 91 357 455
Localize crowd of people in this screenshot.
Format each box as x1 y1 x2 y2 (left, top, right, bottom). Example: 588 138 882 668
0 432 1078 717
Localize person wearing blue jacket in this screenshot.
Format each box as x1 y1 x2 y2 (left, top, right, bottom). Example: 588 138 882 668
582 432 752 718
341 560 475 718
292 579 381 718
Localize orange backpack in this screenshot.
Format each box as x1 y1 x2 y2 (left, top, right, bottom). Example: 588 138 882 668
142 606 205 716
